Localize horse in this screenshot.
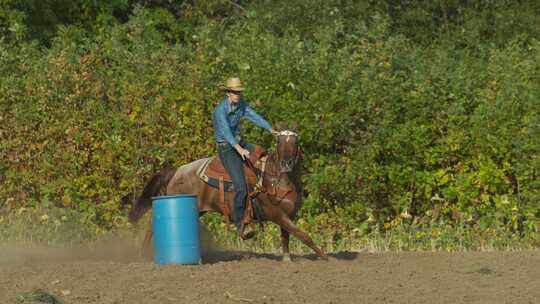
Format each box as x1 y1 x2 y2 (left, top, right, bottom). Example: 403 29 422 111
128 129 328 262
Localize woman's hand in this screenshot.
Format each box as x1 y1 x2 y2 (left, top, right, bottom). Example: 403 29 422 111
234 145 250 160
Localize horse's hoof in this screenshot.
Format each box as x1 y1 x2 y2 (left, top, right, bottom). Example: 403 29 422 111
282 254 292 262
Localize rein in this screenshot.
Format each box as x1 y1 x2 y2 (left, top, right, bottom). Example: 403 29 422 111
245 133 300 205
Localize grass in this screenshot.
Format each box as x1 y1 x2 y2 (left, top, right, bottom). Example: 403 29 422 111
200 213 539 254
15 289 63 304
476 266 496 275
1 207 538 254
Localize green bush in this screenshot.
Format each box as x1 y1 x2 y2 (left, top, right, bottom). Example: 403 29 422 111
1 1 538 250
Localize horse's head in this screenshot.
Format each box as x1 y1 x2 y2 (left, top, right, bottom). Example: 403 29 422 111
275 130 300 173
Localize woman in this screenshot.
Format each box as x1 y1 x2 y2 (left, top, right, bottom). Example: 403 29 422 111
212 77 278 239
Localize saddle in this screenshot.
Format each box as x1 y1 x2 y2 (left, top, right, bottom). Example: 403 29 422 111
197 145 268 227
206 145 266 185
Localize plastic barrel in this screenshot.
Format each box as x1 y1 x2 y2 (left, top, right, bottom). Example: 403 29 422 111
152 194 201 265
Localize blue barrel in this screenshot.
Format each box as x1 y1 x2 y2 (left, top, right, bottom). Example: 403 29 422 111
152 194 201 265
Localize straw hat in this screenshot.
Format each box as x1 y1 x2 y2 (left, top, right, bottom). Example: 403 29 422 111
220 77 245 92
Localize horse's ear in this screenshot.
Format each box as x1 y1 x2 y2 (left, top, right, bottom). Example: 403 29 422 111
276 121 286 131
290 121 299 131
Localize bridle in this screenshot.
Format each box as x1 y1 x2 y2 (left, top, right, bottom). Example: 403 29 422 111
275 130 300 173
244 130 300 205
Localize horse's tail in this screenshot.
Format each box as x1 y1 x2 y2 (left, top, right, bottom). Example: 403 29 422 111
128 163 177 223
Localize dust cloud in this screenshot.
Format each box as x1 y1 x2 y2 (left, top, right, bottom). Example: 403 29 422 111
0 225 224 266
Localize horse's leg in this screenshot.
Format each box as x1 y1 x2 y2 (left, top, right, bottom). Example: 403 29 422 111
276 215 328 260
281 228 292 262
142 214 153 260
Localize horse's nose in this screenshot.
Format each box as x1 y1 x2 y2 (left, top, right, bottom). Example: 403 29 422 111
287 159 294 169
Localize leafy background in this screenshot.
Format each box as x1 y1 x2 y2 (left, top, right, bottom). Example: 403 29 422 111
1 0 539 251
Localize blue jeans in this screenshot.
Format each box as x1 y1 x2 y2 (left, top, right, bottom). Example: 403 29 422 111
217 140 254 229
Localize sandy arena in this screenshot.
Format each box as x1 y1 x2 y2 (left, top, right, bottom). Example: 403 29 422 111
0 243 538 304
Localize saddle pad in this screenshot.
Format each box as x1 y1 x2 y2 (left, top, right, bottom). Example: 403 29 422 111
196 157 236 192
206 147 265 183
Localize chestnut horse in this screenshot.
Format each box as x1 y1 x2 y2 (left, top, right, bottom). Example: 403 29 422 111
128 130 328 261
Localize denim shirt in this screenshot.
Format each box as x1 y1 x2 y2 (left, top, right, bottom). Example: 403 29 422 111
212 98 272 146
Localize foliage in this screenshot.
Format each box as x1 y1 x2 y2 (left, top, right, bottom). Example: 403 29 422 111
1 0 539 250
16 289 63 304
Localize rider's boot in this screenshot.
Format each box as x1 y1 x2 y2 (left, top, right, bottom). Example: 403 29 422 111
238 220 256 240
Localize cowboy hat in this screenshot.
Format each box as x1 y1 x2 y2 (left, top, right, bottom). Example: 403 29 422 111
219 77 245 92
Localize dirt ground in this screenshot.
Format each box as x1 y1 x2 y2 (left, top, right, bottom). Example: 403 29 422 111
1 243 539 304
